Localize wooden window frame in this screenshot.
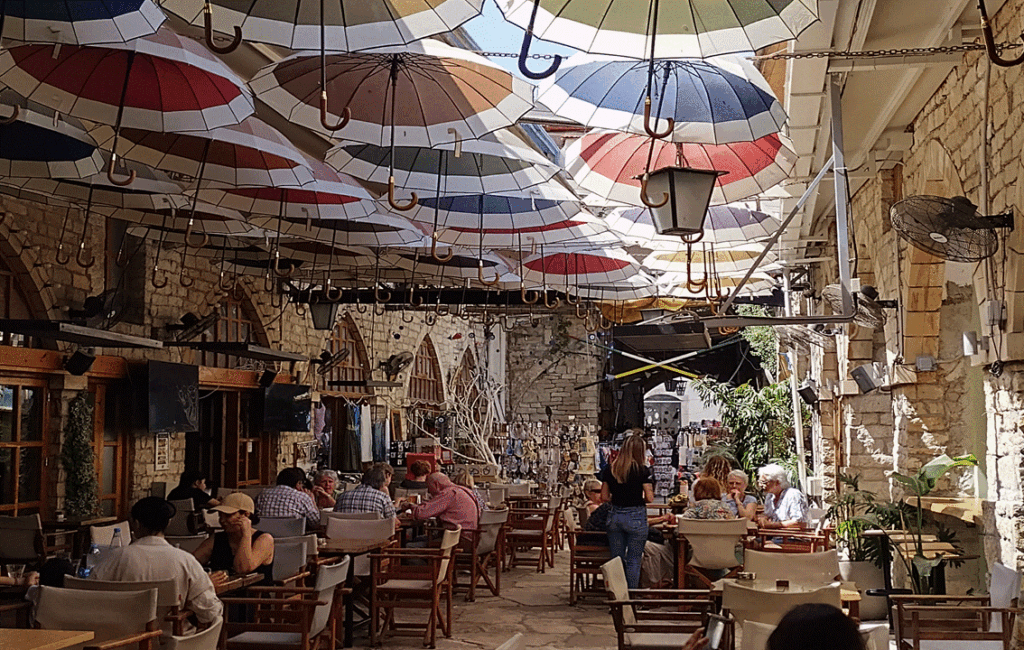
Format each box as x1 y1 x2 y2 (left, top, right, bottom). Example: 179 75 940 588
0 378 48 516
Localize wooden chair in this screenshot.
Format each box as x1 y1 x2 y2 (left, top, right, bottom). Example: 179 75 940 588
165 534 209 554
223 555 350 650
166 499 198 536
723 580 840 628
64 575 192 637
394 487 429 502
34 585 164 650
275 534 319 561
320 510 380 527
91 520 131 547
259 516 306 537
675 518 750 589
743 548 841 584
164 616 223 650
505 507 556 573
0 513 73 564
272 540 312 587
565 510 610 605
456 508 508 601
369 527 460 649
600 557 724 650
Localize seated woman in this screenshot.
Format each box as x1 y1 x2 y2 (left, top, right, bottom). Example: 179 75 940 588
193 492 274 585
582 479 603 517
756 463 809 529
681 478 733 519
452 468 485 511
722 469 758 520
768 603 865 650
166 470 220 510
400 460 431 490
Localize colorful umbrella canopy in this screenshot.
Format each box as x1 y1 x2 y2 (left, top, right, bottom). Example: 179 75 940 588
537 54 786 144
605 204 780 248
565 130 796 207
96 202 255 235
158 0 483 51
0 94 105 179
192 154 374 220
571 273 659 301
643 246 778 275
392 249 516 282
433 213 623 250
0 28 253 134
250 40 534 146
499 0 818 60
327 129 559 196
0 1 165 45
89 117 315 189
248 213 429 248
408 189 583 233
520 247 642 289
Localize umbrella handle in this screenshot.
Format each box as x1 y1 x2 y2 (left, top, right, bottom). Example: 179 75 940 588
325 284 343 302
517 0 561 80
478 262 500 287
354 301 368 314
500 315 516 333
388 176 418 211
184 219 210 248
152 266 168 289
410 287 424 307
179 269 194 288
599 314 614 331
435 302 450 317
424 312 437 326
0 104 19 124
75 242 95 269
431 235 454 262
520 285 540 305
565 291 581 306
273 255 296 278
978 0 1024 67
583 311 599 333
543 291 560 310
107 155 136 187
204 2 242 54
639 175 669 208
643 97 674 139
375 285 391 303
320 92 351 131
680 230 704 245
219 270 237 292
575 302 588 319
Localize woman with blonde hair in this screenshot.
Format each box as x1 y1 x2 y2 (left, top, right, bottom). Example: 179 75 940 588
598 430 653 588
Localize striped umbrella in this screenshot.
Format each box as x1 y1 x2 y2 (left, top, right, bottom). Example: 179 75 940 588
248 213 429 248
96 202 255 236
392 249 517 283
605 204 780 248
499 0 818 66
158 0 483 52
520 247 643 289
0 93 105 179
433 213 624 250
0 27 254 185
404 183 581 232
643 245 779 275
327 129 558 197
0 1 165 45
565 130 796 207
659 271 777 298
538 54 786 144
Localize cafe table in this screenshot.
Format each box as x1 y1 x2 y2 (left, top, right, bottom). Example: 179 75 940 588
712 578 862 619
213 572 263 596
319 537 394 647
0 629 94 650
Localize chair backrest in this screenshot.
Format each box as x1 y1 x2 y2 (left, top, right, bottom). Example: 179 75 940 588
807 507 829 530
437 526 462 582
35 585 159 650
258 516 306 537
0 513 42 562
724 581 840 627
563 507 579 531
484 486 507 507
166 534 209 554
166 499 197 536
744 548 841 584
990 562 1021 632
394 487 429 501
600 557 636 625
326 516 394 541
321 510 380 526
676 518 750 570
342 482 361 493
165 616 223 650
740 620 776 650
309 555 350 638
64 575 181 608
271 541 309 582
90 521 131 547
274 534 318 559
506 483 531 498
477 508 509 556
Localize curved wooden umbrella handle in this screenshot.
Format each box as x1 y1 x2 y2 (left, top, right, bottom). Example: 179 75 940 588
409 287 424 307
478 262 500 287
639 175 669 208
184 220 210 248
76 243 95 269
204 2 242 54
388 176 418 211
0 105 19 125
375 285 391 303
978 0 1024 67
643 97 674 139
107 155 136 187
543 291 560 310
576 302 588 319
520 285 540 305
680 229 705 245
320 92 351 131
152 267 168 289
272 255 296 278
431 234 454 262
325 284 343 302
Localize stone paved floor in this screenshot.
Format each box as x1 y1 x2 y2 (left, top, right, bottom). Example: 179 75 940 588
350 547 618 650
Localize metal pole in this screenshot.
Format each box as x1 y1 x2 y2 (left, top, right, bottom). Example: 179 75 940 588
784 268 808 490
830 75 854 315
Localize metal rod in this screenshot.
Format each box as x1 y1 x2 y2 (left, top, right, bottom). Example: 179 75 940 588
830 75 854 316
784 268 808 491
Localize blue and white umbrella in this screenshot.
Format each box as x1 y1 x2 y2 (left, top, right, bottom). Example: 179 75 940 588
605 204 780 249
406 185 583 233
0 90 105 179
538 54 786 144
0 1 165 45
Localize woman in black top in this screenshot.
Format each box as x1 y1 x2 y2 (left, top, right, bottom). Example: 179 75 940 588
166 470 220 510
598 431 653 588
194 492 274 585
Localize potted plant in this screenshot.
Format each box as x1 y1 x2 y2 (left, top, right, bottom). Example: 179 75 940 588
828 473 889 619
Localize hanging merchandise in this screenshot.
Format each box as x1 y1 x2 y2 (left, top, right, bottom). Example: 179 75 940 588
649 430 675 498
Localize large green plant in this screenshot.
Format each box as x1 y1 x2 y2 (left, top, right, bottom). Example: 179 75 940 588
61 392 99 517
827 473 894 566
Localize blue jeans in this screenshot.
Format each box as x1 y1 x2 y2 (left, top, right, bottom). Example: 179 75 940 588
607 505 648 589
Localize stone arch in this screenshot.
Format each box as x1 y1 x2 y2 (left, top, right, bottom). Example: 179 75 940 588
323 311 373 396
0 210 58 325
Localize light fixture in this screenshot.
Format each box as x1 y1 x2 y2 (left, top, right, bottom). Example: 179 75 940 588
797 379 818 404
963 331 989 356
308 301 340 331
850 364 879 394
64 349 95 376
663 380 678 392
641 166 726 237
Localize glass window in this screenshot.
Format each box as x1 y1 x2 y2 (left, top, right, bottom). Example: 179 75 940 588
0 382 46 515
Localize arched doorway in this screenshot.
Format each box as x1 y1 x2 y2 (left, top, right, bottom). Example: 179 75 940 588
408 335 444 441
321 312 373 472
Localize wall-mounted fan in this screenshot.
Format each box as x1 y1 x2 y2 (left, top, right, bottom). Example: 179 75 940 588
381 351 414 381
821 284 895 329
314 348 350 375
890 195 1013 262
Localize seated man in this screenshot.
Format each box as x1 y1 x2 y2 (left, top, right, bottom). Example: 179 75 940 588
405 472 481 542
334 463 397 521
256 467 321 531
756 463 809 529
93 497 222 631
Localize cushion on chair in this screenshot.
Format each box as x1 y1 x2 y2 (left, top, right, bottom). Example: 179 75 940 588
227 631 303 649
915 642 1007 650
624 632 701 649
377 578 435 591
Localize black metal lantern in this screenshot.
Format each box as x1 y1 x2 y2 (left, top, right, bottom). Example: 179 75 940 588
309 301 339 330
642 166 725 237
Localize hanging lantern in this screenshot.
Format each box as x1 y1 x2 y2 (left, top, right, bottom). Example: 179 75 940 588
641 166 726 237
308 301 339 330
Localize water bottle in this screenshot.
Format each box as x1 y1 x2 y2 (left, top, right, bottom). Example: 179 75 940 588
110 527 124 550
80 542 101 577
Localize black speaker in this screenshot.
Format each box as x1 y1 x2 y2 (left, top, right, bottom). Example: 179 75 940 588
259 369 278 387
64 350 96 376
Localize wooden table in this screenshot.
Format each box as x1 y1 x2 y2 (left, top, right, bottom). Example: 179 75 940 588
213 572 263 595
0 629 94 650
319 538 393 647
40 516 118 559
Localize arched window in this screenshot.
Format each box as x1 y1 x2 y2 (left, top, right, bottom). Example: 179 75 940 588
198 296 269 368
453 349 478 403
409 335 443 406
0 256 36 347
325 313 371 395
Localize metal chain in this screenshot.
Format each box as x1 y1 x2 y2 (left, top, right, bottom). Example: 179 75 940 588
472 51 561 59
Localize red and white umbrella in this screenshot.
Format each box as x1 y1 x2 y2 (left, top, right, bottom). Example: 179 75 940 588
520 247 642 289
433 212 624 250
96 202 255 236
248 212 429 248
565 130 796 207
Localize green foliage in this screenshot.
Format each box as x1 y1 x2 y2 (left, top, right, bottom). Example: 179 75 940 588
737 305 778 379
827 473 890 565
61 392 100 518
691 378 798 484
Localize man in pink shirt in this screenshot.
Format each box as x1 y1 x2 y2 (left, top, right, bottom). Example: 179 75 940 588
406 472 481 541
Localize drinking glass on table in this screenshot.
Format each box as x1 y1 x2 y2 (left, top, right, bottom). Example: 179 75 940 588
6 564 25 582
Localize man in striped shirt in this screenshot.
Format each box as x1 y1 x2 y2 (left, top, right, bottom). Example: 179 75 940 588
406 473 481 541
